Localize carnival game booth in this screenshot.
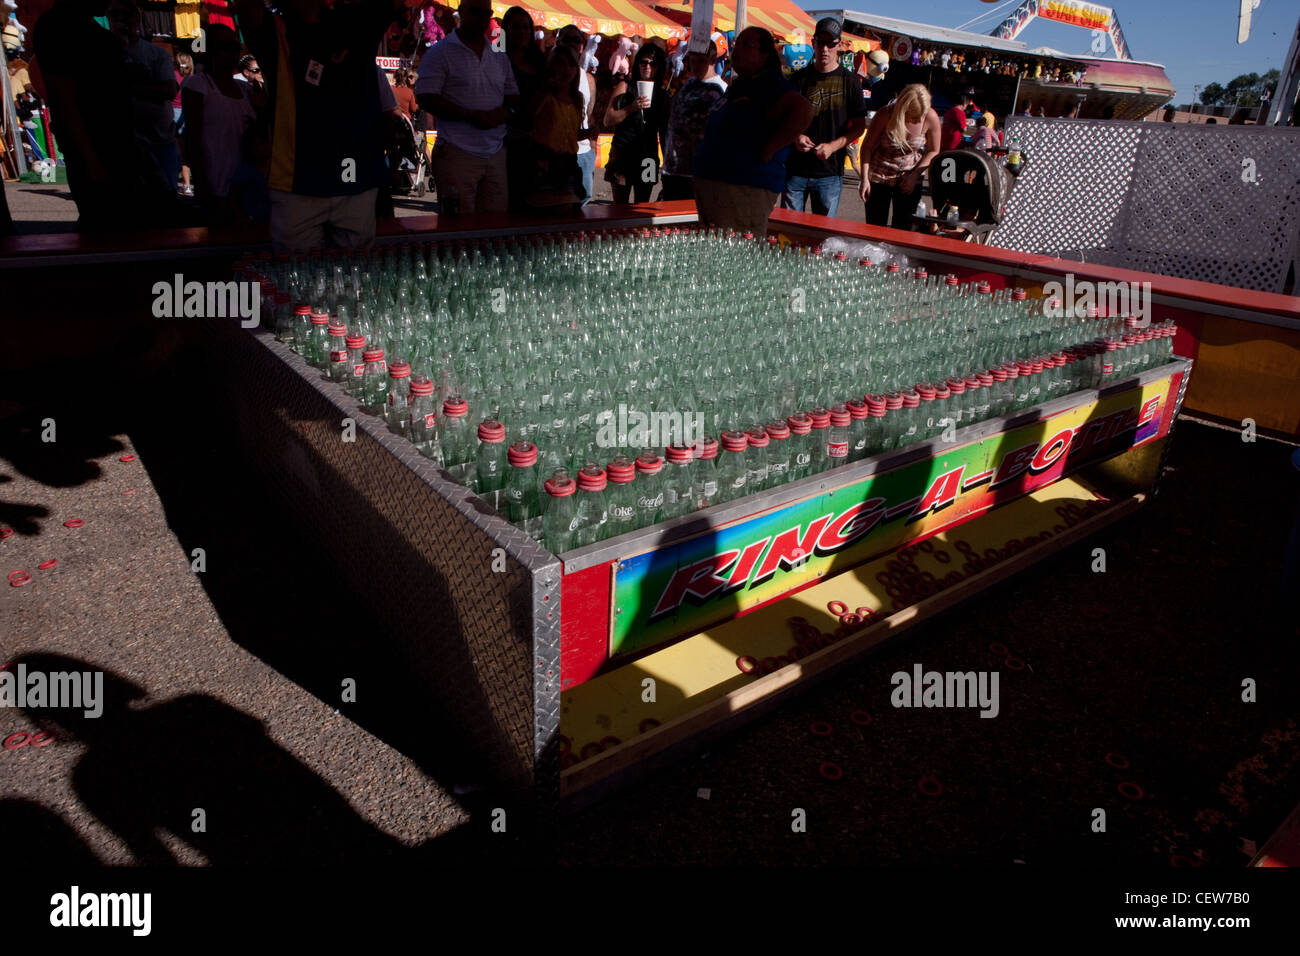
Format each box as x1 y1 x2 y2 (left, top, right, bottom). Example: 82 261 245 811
10 202 1296 815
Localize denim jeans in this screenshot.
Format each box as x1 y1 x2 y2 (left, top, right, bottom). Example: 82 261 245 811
782 174 842 218
576 149 595 206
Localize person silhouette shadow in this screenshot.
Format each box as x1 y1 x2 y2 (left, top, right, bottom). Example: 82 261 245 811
18 653 406 865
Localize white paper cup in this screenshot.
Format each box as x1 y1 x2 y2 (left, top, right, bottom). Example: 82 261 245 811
636 80 654 103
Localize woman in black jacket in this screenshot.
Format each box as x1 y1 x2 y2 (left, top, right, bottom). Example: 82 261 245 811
602 42 668 204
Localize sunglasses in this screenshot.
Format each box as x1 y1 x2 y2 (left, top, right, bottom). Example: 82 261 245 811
813 37 840 48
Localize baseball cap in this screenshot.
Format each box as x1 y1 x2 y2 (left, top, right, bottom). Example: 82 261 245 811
814 17 842 43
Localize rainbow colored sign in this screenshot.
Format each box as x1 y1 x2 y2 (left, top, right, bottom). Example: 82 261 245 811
610 372 1179 657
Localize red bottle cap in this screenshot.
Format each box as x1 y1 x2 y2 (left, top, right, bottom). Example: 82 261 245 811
902 393 920 408
746 428 770 448
695 436 719 460
835 252 847 261
916 383 937 399
935 385 951 400
508 442 538 466
388 360 411 379
765 422 791 440
963 375 981 389
786 413 812 435
846 399 868 420
409 377 434 396
991 368 1007 382
858 258 872 267
310 312 330 325
809 408 831 429
946 377 967 394
829 407 851 427
345 335 365 350
577 465 607 491
362 348 384 363
665 444 694 464
545 474 576 497
443 398 468 418
913 268 928 281
295 304 311 316
1012 288 1027 300
477 419 505 443
606 459 636 483
865 394 886 410
978 372 995 386
327 323 347 337
887 262 901 273
884 393 904 411
720 431 749 453
977 281 991 294
635 453 663 475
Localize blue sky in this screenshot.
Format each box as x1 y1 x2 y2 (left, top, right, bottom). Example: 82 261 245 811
799 0 1297 104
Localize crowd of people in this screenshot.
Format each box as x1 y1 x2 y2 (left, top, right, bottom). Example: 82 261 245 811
8 1 1022 247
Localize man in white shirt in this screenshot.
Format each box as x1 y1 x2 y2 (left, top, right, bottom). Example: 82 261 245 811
415 0 518 215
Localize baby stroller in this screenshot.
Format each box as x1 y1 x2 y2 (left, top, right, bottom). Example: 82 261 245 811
917 148 1016 244
387 111 430 197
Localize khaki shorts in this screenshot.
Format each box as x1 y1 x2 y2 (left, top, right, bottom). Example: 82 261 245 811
431 139 508 216
269 189 378 254
692 178 781 236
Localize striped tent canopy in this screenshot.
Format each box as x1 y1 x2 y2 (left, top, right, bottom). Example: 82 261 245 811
653 1 875 51
490 0 687 39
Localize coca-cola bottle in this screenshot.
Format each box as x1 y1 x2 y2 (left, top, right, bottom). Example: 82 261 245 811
326 322 349 383
408 375 441 464
715 430 749 502
503 440 542 539
634 449 665 526
604 455 639 538
542 468 578 554
660 444 697 520
573 464 609 546
786 412 814 479
385 359 411 436
693 436 720 509
826 404 850 467
475 419 508 499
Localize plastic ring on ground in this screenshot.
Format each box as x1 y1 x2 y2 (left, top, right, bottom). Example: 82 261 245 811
599 735 622 749
8 570 31 587
1117 781 1144 801
850 710 872 726
1105 752 1130 770
839 612 861 627
736 655 758 674
988 641 1009 656
0 528 12 539
854 606 875 620
2 732 29 749
918 776 943 797
819 762 843 781
119 454 136 462
810 721 833 736
827 600 848 616
63 519 84 529
917 540 934 554
29 732 55 748
37 560 57 571
934 550 951 563
1005 657 1026 671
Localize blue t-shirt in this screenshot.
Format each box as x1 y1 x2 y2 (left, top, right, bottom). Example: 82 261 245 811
693 68 796 193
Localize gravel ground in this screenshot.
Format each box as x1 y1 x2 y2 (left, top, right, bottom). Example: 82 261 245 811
3 342 1297 867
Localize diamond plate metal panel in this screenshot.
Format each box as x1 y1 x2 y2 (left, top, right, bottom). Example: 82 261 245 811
203 320 561 797
991 118 1300 293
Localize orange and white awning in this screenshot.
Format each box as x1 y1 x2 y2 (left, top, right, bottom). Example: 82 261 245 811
653 1 874 51
491 0 687 39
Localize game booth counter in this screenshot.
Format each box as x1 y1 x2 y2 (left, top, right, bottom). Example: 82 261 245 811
2 203 1296 816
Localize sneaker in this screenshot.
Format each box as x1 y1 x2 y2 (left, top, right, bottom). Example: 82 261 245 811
179 184 194 197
